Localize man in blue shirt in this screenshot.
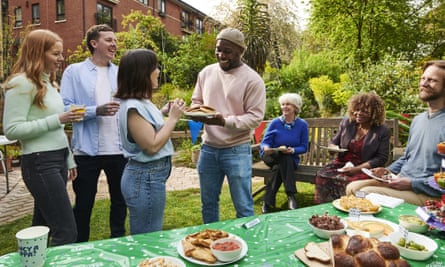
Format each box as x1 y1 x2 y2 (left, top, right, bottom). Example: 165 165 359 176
60 24 127 242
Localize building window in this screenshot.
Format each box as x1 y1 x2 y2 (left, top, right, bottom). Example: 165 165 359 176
32 4 40 24
196 18 203 34
56 0 65 21
158 0 166 16
96 3 112 27
181 11 192 30
181 11 187 28
139 0 148 4
14 7 22 27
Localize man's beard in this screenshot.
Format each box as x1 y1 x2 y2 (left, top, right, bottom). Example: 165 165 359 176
419 87 445 102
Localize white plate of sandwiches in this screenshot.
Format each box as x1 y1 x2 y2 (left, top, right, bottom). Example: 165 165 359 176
184 105 218 118
138 256 185 267
177 229 248 266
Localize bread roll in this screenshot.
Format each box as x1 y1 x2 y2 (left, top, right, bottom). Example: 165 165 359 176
333 251 355 267
355 250 386 267
330 234 410 267
376 242 400 260
345 235 372 255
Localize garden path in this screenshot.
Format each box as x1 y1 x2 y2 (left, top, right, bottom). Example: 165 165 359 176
0 166 262 226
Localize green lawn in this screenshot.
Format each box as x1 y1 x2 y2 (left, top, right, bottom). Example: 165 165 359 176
0 181 315 256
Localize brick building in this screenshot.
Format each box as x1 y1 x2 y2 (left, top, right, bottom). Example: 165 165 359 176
4 0 216 56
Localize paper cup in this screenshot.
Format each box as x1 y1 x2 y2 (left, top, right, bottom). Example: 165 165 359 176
16 226 50 267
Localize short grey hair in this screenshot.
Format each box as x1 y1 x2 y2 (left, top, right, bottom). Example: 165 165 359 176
279 93 303 114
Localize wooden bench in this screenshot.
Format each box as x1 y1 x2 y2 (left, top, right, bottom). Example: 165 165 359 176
251 118 402 197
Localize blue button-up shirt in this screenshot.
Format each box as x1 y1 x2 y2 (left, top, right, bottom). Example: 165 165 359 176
60 58 123 156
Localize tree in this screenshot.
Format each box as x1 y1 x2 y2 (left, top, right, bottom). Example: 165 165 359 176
119 10 178 56
264 0 304 67
234 0 311 71
213 0 304 69
309 75 342 117
163 33 217 90
265 49 345 118
235 0 272 75
340 56 423 114
419 1 445 59
308 0 430 64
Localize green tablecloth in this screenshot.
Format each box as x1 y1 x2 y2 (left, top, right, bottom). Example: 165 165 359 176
1 203 444 266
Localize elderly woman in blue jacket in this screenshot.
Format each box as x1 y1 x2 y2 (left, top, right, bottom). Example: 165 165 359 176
260 93 309 213
314 92 390 204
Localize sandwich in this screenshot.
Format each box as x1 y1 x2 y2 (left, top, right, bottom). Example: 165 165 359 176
185 105 217 114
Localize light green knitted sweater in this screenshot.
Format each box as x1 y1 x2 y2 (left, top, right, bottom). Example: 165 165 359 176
3 73 75 168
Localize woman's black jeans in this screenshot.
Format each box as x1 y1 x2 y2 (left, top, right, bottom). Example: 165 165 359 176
21 148 77 246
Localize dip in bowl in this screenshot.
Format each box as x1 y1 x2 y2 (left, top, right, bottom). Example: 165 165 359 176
398 215 428 233
210 238 242 262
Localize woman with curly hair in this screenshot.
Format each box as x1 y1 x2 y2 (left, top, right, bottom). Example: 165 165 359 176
314 92 390 204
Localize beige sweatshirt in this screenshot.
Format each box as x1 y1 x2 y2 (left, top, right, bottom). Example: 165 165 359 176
192 63 266 148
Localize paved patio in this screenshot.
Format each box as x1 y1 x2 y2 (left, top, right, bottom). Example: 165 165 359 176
0 166 263 226
0 166 202 226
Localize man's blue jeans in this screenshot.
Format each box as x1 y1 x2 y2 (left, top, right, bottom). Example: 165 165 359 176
198 143 254 223
121 157 171 235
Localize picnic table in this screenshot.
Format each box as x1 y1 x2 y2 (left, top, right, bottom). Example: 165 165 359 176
0 202 443 266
